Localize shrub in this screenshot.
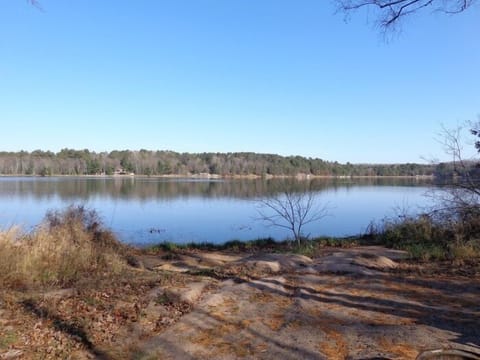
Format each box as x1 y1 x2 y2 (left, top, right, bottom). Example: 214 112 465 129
367 211 480 260
0 206 128 288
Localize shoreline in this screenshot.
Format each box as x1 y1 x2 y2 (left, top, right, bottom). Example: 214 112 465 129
0 173 436 180
1 243 478 359
1 205 479 359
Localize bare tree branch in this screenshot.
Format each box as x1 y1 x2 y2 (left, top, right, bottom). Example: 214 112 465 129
256 190 330 244
428 120 480 222
336 0 476 30
27 0 42 10
441 123 480 198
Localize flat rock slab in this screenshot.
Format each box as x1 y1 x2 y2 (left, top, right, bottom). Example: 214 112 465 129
136 269 480 359
191 252 242 266
132 247 479 359
144 247 405 276
321 246 408 261
313 251 399 275
151 252 242 273
0 350 23 360
155 263 193 273
164 280 210 305
230 253 313 273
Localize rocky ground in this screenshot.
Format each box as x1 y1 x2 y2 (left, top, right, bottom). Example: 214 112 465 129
1 246 479 359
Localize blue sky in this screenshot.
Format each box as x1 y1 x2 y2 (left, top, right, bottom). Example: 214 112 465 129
0 1 478 163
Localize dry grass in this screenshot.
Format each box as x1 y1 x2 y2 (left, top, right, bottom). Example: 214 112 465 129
366 212 480 261
450 241 480 260
0 206 128 289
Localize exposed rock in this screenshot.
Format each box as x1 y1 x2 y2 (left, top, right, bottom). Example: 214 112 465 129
201 293 225 307
353 253 398 270
0 350 23 360
313 250 400 275
326 246 408 260
155 263 192 273
191 252 241 267
236 253 313 273
152 253 241 273
417 348 480 359
164 281 209 305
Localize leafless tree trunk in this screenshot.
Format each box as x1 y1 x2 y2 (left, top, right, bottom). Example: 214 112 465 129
256 190 329 244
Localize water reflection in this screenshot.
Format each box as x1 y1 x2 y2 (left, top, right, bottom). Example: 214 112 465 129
0 176 432 201
0 177 433 244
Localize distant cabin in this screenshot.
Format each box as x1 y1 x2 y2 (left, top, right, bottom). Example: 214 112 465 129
114 168 135 176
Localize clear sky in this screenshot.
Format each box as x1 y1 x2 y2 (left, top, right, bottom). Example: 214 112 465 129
1 1 478 163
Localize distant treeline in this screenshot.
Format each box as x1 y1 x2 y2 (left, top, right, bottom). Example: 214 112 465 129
0 149 439 177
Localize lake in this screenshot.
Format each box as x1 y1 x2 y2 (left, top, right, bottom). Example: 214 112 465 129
0 176 434 245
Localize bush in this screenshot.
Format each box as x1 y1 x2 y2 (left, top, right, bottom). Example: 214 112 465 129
0 206 128 288
367 212 480 260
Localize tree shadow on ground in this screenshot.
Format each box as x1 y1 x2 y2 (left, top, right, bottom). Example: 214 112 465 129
131 255 480 359
180 308 328 360
185 263 480 349
21 298 111 360
254 274 480 347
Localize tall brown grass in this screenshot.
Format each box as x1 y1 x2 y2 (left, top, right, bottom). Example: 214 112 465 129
0 206 128 288
365 212 480 261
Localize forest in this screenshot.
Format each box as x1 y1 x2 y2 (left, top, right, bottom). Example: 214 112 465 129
0 149 441 177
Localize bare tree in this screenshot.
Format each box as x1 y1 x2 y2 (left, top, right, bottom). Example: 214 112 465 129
336 0 476 30
256 190 329 244
427 121 480 224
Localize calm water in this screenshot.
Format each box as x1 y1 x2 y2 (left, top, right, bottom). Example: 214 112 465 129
0 177 434 245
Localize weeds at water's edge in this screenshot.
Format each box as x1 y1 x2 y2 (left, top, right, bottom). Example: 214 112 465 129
143 214 480 261
2 204 480 292
0 205 131 289
144 237 280 253
144 236 359 258
363 213 480 261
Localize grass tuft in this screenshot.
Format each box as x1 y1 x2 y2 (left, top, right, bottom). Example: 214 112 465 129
0 205 129 289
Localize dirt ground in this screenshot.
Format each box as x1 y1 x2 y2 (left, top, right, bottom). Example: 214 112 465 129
1 246 479 359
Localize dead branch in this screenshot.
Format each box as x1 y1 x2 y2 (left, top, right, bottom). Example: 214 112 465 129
256 190 329 244
336 0 476 29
